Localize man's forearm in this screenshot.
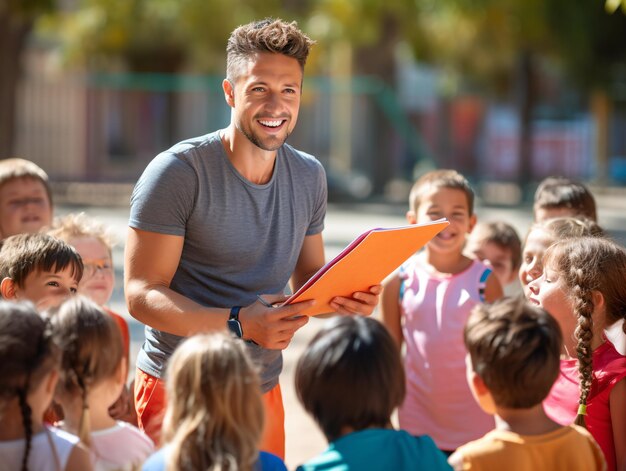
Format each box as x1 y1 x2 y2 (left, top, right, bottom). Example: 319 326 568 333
126 280 230 336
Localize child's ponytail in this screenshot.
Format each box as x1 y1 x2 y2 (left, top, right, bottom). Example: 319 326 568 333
17 386 33 471
76 373 91 447
571 279 594 428
0 301 59 471
48 296 123 447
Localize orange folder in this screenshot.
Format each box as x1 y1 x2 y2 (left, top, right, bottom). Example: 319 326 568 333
285 218 449 316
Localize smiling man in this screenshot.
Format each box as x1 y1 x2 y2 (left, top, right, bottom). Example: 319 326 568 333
125 18 380 458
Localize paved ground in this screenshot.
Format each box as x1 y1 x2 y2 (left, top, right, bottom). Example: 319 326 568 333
56 194 626 469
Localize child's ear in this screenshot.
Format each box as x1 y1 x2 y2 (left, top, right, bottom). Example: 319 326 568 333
1 277 18 300
44 369 59 396
591 290 606 316
467 214 477 233
469 372 497 415
406 210 417 225
115 357 128 387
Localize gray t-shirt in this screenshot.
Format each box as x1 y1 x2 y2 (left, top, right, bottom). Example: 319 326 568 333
129 131 327 391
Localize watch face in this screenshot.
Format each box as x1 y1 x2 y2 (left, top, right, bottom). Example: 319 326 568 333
227 319 243 338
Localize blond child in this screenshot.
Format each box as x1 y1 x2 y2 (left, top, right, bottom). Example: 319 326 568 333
142 332 286 471
0 233 82 310
48 296 154 469
528 237 626 470
0 300 92 471
0 158 53 240
465 221 522 291
48 213 130 357
449 297 605 470
519 217 603 299
381 169 502 452
48 212 135 424
533 176 597 222
295 316 450 470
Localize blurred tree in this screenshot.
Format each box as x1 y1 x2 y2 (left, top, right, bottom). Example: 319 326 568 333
0 0 55 158
416 0 626 184
305 0 426 192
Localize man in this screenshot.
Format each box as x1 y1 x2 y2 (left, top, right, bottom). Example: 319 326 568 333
124 18 379 458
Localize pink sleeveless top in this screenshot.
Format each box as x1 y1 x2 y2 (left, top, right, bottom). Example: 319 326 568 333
398 256 495 450
544 341 626 471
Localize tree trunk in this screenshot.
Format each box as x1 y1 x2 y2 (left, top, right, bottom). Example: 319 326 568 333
516 50 535 194
0 13 33 159
353 13 399 195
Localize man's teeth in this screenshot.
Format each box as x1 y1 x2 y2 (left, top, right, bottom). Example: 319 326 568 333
259 120 282 127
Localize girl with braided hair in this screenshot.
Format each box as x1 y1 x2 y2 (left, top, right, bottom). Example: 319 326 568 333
47 296 154 469
528 237 626 471
0 300 91 470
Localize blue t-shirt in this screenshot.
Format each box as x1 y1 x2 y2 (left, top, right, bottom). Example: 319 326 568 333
143 446 287 471
297 428 452 471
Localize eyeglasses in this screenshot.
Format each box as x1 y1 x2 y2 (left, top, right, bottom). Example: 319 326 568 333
82 258 113 278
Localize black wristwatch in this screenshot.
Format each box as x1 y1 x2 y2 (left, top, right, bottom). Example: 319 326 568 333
227 306 243 338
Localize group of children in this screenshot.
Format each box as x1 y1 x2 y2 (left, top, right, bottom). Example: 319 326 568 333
1 157 625 471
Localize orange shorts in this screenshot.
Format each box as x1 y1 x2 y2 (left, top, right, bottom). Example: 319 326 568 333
134 368 285 458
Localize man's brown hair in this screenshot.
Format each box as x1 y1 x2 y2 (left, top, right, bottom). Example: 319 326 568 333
0 233 83 288
409 169 474 214
295 316 405 442
465 297 562 409
226 18 315 83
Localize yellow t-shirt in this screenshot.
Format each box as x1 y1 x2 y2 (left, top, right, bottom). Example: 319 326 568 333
453 425 606 471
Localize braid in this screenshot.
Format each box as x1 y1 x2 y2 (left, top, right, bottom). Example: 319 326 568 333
17 387 33 471
571 269 594 428
75 370 92 447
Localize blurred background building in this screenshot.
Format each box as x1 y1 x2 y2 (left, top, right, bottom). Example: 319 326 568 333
2 0 626 203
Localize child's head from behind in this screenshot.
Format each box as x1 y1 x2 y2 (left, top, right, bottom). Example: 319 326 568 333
0 233 83 310
48 296 124 446
0 158 53 239
408 169 476 256
533 176 597 222
0 301 60 471
466 221 522 286
519 217 603 298
163 332 263 470
534 237 626 426
464 297 562 414
295 316 405 442
48 213 115 306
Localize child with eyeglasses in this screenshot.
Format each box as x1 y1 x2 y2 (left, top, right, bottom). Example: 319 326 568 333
49 212 136 425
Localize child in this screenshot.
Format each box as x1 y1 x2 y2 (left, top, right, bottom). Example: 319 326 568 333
0 158 53 240
533 176 597 222
48 296 154 469
465 221 522 291
528 237 626 470
0 300 92 471
295 316 450 470
519 217 603 299
0 232 83 310
48 212 135 424
48 213 130 358
448 297 605 470
142 332 287 471
381 169 502 452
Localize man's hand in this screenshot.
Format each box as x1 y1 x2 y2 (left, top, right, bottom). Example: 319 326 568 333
329 284 382 316
239 294 312 350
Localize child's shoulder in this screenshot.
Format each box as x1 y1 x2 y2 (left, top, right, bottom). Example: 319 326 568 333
91 422 155 467
92 421 154 448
